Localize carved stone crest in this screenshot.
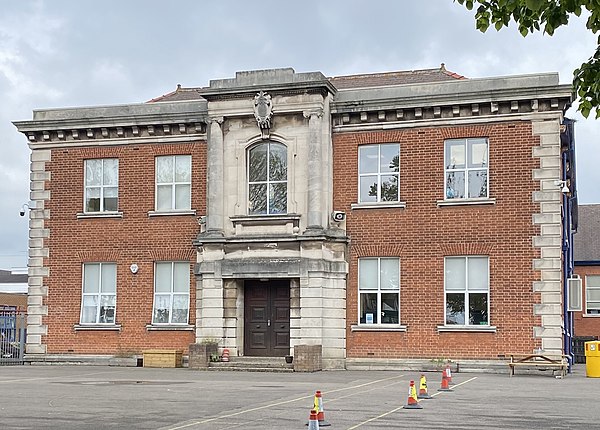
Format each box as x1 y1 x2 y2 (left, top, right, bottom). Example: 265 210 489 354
254 91 272 139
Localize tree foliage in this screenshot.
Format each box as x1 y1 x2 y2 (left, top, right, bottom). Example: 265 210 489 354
456 0 600 118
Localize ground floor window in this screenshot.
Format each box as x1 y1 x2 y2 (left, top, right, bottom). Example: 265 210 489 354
586 275 600 315
81 263 116 324
358 257 400 324
153 262 190 324
444 256 489 326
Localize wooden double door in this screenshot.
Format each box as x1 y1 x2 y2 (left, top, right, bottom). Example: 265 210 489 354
244 280 290 357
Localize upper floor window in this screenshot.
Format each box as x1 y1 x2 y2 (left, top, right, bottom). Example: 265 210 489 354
358 144 399 203
153 262 190 324
85 159 118 212
358 257 400 324
248 141 287 215
156 155 191 211
80 263 116 324
445 138 488 199
445 256 489 326
586 275 600 315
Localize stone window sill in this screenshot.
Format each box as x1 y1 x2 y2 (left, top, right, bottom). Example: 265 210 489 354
77 212 123 219
351 324 407 332
351 202 407 210
436 198 496 207
145 324 194 331
74 324 122 331
437 325 497 333
148 210 196 217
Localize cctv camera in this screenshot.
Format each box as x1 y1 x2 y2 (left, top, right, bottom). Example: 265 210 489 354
331 211 346 223
19 209 25 217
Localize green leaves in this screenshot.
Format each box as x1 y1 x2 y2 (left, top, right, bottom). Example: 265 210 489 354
455 0 600 118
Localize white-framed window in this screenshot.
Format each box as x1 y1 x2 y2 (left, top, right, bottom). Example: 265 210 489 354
248 141 287 215
586 275 600 315
84 159 118 212
358 257 400 324
358 143 399 203
444 138 488 199
153 262 190 324
80 263 117 324
155 155 191 211
444 256 489 326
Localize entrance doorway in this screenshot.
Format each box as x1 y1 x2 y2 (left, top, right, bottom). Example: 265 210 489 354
244 279 290 357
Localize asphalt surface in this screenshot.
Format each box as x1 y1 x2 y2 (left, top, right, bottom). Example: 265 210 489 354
0 364 598 429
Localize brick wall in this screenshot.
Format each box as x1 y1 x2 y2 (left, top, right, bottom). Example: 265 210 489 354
573 265 600 337
333 121 542 359
42 141 206 355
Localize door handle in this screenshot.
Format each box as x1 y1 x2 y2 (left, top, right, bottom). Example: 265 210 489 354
268 319 271 327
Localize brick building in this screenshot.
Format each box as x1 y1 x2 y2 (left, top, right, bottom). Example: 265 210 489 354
13 66 577 369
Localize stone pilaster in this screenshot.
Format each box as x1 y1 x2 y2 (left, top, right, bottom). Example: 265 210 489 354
304 109 324 230
206 117 224 235
531 118 564 354
27 149 51 355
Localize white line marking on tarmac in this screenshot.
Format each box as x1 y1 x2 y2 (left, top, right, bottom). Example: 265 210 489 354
346 376 478 429
162 374 407 430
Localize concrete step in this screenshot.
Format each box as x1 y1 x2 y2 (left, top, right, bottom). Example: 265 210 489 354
208 356 294 372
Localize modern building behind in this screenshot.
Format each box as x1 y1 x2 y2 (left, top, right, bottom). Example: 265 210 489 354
13 66 577 369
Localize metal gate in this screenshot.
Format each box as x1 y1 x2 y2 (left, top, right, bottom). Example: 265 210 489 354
0 307 26 365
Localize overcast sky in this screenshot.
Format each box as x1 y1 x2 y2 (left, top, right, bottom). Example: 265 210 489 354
1 0 598 269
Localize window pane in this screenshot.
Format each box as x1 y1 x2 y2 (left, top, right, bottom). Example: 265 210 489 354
104 187 118 211
468 139 488 168
380 144 399 173
468 170 487 198
157 185 172 211
359 259 378 290
359 145 378 174
155 263 172 293
86 188 101 212
172 294 189 323
446 293 465 324
83 264 100 293
81 296 98 323
249 144 267 182
446 171 465 199
173 263 189 293
175 155 191 182
469 293 488 325
467 257 488 291
86 160 102 186
175 184 191 210
249 183 267 214
103 159 118 185
101 264 116 293
359 176 378 203
587 276 600 287
360 293 377 324
269 144 287 181
99 295 116 324
156 156 174 183
587 289 600 301
446 141 465 169
381 293 399 323
269 183 287 214
380 258 399 290
380 175 398 202
445 258 465 291
153 295 170 324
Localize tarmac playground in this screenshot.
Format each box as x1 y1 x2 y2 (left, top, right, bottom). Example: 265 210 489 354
0 364 598 429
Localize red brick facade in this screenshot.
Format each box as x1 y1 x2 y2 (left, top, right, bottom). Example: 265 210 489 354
573 265 600 338
334 122 543 359
43 141 206 354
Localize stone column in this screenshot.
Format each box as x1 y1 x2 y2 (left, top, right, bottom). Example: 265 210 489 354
206 117 224 235
304 109 323 230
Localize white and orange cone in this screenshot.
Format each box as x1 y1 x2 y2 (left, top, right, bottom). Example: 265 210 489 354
403 380 423 409
445 363 453 385
307 409 320 430
313 390 331 427
437 370 454 392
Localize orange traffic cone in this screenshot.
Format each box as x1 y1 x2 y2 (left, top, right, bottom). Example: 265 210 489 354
313 391 331 427
403 380 423 409
307 409 320 430
221 348 230 362
417 374 432 399
445 364 453 384
437 370 453 392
